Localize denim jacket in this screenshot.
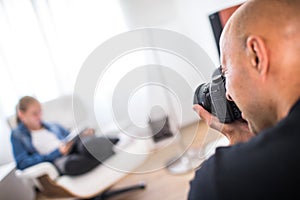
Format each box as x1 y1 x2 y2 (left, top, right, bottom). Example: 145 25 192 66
11 122 70 170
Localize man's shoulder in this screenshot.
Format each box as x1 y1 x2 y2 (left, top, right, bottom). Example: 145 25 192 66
189 103 300 199
213 120 300 169
190 132 300 199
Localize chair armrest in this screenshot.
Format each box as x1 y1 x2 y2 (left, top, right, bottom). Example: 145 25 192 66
15 162 59 181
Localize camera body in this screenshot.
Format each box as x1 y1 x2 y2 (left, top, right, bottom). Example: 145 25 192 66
193 68 242 123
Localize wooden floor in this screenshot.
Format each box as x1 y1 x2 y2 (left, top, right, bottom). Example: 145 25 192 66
107 121 227 200
36 121 227 200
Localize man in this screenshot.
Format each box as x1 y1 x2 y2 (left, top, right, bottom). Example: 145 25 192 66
188 0 300 199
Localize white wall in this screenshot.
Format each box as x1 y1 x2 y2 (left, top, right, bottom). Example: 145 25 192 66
0 0 246 165
119 0 246 67
92 0 246 133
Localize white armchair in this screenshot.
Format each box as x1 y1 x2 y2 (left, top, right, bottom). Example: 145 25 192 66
14 139 148 199
9 95 149 199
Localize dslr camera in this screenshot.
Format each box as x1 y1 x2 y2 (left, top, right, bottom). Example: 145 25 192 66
193 67 242 123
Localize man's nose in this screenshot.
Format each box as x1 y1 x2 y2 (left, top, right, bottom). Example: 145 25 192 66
226 91 233 101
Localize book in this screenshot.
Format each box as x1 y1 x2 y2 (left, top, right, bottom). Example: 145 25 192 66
62 126 87 144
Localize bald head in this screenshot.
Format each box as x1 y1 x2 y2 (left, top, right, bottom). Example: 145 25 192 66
219 0 300 133
222 0 300 50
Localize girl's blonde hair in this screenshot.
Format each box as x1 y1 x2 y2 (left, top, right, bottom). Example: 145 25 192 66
16 96 39 124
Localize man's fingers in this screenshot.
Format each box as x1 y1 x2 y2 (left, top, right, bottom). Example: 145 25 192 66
193 105 209 121
193 104 224 132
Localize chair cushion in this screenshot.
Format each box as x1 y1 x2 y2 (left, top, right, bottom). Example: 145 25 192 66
55 139 149 198
15 162 59 180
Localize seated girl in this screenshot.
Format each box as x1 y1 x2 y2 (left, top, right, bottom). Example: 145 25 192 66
11 96 118 175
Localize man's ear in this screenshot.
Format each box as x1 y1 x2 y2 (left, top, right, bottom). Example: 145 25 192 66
246 36 269 78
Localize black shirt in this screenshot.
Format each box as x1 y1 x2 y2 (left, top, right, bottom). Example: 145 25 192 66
188 99 300 200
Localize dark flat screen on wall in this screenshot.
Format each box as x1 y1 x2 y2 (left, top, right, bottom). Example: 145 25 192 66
209 4 242 55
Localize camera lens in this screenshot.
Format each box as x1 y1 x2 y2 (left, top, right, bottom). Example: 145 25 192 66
193 67 242 123
193 83 212 112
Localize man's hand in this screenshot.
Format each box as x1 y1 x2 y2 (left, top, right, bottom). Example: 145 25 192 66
193 104 254 145
59 141 74 155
